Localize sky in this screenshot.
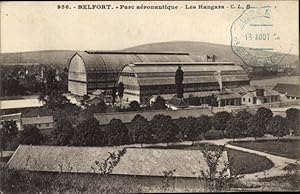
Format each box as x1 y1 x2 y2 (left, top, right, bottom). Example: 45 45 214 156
1 1 299 55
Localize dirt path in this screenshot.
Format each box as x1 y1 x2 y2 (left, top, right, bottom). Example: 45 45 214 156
124 135 300 183
225 144 297 180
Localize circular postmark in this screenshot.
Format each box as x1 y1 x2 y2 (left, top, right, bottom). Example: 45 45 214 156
231 6 288 68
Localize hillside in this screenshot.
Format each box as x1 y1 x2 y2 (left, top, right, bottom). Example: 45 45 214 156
0 41 298 69
126 41 299 68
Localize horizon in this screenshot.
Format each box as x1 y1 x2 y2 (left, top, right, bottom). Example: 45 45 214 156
0 40 298 57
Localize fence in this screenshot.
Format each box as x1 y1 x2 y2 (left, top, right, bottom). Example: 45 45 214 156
212 100 300 114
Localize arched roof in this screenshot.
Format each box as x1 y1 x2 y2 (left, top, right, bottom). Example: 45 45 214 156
120 62 249 86
69 51 197 73
129 62 244 74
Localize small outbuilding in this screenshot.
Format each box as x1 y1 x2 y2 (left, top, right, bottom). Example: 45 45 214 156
273 83 300 101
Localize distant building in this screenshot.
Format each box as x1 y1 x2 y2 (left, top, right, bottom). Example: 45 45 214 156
118 62 249 105
85 96 103 106
0 113 22 130
0 113 54 132
241 89 280 106
273 83 300 101
21 115 54 130
68 51 198 96
166 97 189 110
0 96 44 110
216 92 241 107
149 91 219 107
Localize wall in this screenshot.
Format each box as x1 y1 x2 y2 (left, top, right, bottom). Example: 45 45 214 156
18 171 207 193
23 122 54 130
241 94 254 106
68 55 87 96
0 97 44 110
118 66 141 103
68 81 87 96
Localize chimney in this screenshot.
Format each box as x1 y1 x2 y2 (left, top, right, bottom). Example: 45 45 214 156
212 55 216 62
256 88 264 97
217 70 222 91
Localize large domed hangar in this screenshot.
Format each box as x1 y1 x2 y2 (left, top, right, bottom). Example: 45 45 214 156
118 62 250 105
68 51 198 96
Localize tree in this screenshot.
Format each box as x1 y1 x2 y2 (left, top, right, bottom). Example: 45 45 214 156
150 114 179 145
38 68 70 111
151 96 167 110
117 82 125 103
256 107 273 134
176 117 192 140
187 95 200 106
103 119 128 146
225 118 243 141
183 116 211 144
41 90 70 110
286 108 300 135
281 162 300 190
51 118 74 145
235 110 253 136
197 115 212 137
200 144 241 192
71 117 103 146
175 65 184 98
19 126 43 145
267 115 289 140
246 107 273 140
81 101 107 119
247 114 265 140
212 111 232 136
128 115 151 147
0 120 18 156
185 116 202 144
128 101 140 111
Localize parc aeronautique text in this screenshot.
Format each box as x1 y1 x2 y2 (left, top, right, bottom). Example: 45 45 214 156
57 4 252 11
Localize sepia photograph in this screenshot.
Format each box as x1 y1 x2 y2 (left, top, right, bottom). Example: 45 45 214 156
0 0 299 192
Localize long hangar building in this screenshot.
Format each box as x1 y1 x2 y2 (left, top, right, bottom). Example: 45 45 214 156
68 51 198 96
68 50 250 105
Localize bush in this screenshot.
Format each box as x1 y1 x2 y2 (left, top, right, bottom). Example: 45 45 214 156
103 119 129 146
212 112 232 136
150 114 179 144
267 115 289 140
204 130 224 140
71 117 103 146
19 126 43 145
286 108 300 135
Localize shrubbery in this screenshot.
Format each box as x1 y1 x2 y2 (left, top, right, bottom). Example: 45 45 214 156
1 107 299 149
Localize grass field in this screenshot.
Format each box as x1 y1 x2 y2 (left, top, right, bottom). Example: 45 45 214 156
230 139 300 159
148 143 274 176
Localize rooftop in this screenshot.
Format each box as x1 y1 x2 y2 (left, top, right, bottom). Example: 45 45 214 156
0 113 22 121
84 50 190 55
0 97 44 110
7 145 229 178
22 116 54 125
273 83 300 97
167 97 189 108
217 92 241 100
131 61 235 65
